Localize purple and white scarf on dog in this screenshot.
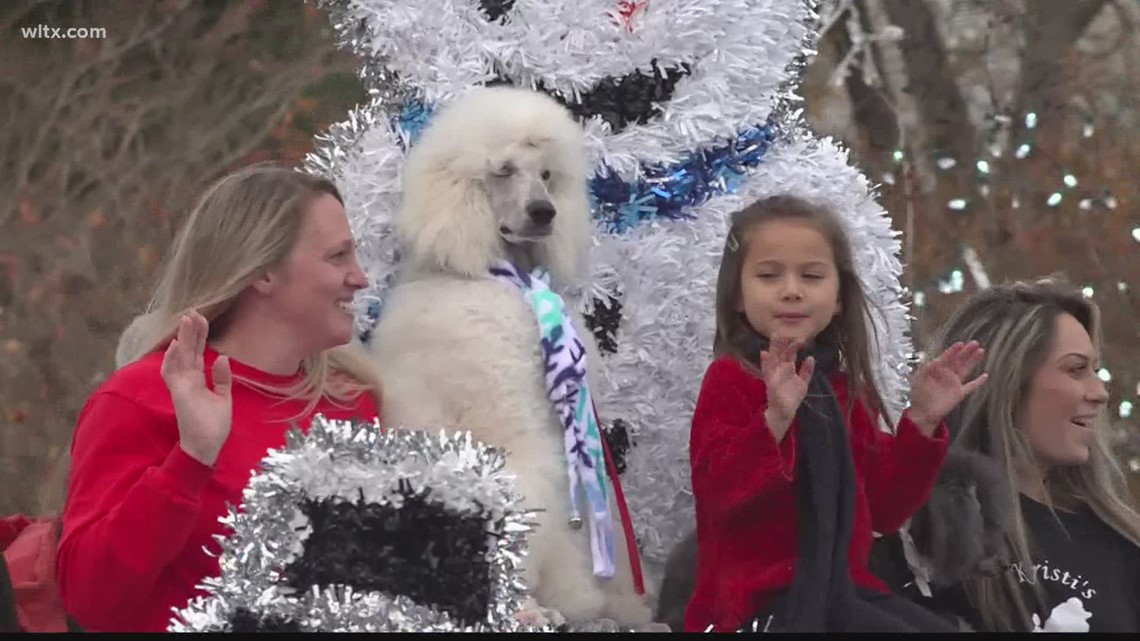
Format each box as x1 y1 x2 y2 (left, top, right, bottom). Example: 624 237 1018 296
490 260 616 579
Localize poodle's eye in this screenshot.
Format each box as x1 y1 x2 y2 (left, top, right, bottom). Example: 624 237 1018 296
493 163 516 178
541 170 551 181
479 0 515 23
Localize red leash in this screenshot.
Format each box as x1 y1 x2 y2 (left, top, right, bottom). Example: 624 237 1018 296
595 403 646 596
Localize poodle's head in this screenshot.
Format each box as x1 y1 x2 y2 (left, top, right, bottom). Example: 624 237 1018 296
398 86 592 286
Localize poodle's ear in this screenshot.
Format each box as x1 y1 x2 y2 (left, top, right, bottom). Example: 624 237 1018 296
398 150 500 278
543 125 593 287
545 180 592 286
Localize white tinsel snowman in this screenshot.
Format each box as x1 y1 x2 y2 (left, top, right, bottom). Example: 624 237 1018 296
308 0 914 580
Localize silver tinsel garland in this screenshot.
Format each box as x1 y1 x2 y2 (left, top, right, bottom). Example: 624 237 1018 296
306 0 916 582
169 416 543 633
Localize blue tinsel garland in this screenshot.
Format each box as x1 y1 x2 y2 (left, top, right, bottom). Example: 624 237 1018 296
587 124 775 233
394 100 435 149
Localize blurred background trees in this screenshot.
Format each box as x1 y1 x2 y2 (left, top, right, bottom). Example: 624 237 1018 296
804 0 1140 493
0 0 363 513
1 0 1136 514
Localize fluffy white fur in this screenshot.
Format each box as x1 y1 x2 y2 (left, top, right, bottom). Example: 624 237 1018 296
370 86 652 627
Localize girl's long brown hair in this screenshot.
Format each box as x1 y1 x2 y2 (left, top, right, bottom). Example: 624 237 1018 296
712 195 889 423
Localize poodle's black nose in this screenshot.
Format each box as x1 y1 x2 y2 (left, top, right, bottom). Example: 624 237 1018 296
526 200 556 225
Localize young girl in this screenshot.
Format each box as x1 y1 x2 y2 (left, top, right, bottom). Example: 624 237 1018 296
684 195 987 632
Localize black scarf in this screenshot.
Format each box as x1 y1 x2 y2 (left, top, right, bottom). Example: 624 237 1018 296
748 334 860 632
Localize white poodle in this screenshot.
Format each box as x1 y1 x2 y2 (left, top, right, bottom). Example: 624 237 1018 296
369 86 653 628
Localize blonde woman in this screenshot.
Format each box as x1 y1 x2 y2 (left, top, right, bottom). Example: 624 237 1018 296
898 278 1140 632
56 165 383 632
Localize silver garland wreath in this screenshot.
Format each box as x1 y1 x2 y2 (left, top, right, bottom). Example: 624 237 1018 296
169 416 544 633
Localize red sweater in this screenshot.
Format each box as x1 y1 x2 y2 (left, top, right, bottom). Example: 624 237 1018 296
684 356 947 632
56 346 379 632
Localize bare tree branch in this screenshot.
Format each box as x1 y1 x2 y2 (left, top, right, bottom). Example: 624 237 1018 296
833 1 901 159
1011 0 1108 128
1076 0 1136 59
1003 0 1108 218
878 0 977 164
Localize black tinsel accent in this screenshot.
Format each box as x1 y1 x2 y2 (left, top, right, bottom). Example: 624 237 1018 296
584 294 622 355
478 0 515 23
228 608 303 633
602 419 633 476
542 60 691 133
491 59 692 134
282 483 493 627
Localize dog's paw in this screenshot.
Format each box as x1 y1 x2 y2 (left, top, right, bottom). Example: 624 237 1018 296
635 622 673 633
516 598 566 630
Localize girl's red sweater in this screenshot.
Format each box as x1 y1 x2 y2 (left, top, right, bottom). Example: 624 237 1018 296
685 356 947 632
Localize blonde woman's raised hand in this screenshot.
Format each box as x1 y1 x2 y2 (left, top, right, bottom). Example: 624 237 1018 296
160 311 233 466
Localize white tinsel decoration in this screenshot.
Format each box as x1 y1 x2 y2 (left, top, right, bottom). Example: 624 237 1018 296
170 417 541 633
308 0 915 581
321 0 812 178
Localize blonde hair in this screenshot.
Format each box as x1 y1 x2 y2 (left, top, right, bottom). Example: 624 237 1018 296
929 276 1140 631
712 195 889 423
116 163 382 412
